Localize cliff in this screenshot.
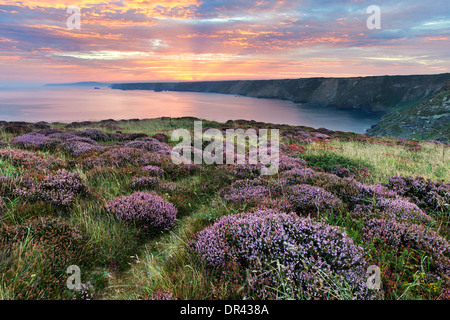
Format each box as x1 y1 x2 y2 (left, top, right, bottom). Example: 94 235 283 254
367 82 450 142
111 73 450 113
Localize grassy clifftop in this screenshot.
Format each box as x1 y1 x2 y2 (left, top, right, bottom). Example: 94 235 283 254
111 73 450 113
368 83 450 142
0 118 448 301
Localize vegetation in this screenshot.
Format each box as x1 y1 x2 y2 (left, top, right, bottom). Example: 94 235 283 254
0 117 448 300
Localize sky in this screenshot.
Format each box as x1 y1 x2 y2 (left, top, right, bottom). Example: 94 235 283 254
0 0 449 85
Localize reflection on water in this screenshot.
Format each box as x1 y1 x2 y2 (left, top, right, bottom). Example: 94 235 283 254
0 87 382 133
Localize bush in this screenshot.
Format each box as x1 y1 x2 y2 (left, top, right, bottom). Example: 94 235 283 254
219 179 271 205
193 211 374 299
61 138 102 156
362 218 450 279
229 163 261 179
152 133 169 143
125 138 171 155
141 165 164 177
3 124 32 135
130 176 160 190
350 198 434 225
10 133 57 150
162 162 201 178
81 147 170 168
75 128 109 142
15 169 89 209
385 176 450 213
286 184 343 216
106 192 177 229
0 149 65 171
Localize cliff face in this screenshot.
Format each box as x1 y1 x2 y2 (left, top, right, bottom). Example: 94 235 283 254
367 85 450 142
111 73 450 113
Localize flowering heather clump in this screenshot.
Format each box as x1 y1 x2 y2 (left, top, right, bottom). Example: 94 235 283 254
75 128 109 142
286 184 343 216
10 133 57 150
252 196 295 213
278 155 306 171
48 131 80 141
329 165 353 178
130 176 160 190
385 176 450 213
151 133 169 143
376 198 434 224
281 129 313 145
125 138 172 155
357 183 399 200
3 124 32 135
141 165 164 177
350 198 434 225
123 132 149 140
162 162 201 178
0 216 95 299
81 147 170 168
312 132 330 140
16 169 89 208
106 192 177 229
349 182 398 209
362 218 450 278
193 211 373 300
61 138 102 156
158 181 189 195
0 148 65 170
231 163 261 179
219 179 271 204
280 167 317 185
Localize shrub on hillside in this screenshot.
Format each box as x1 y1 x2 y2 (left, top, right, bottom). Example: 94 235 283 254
362 218 450 278
219 179 271 205
286 184 343 216
125 138 172 155
3 124 32 135
81 147 170 168
0 149 65 171
16 169 89 208
385 176 450 213
130 176 160 190
193 211 374 299
141 165 165 177
350 198 434 225
75 128 109 142
106 192 177 229
10 133 57 150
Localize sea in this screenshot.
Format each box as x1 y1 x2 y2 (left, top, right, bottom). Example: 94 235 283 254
0 87 382 133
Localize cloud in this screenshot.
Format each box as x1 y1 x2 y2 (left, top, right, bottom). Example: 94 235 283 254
0 0 449 84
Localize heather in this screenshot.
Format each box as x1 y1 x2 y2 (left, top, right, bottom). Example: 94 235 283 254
106 192 177 230
285 184 343 217
385 176 450 214
193 211 374 299
15 169 89 209
0 118 448 301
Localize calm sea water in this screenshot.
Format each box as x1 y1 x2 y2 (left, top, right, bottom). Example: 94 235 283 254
0 87 382 133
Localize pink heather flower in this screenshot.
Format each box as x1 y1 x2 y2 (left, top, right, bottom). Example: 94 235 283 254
194 210 374 300
106 192 177 229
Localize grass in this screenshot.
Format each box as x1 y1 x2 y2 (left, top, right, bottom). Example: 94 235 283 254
303 140 449 184
0 117 448 300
